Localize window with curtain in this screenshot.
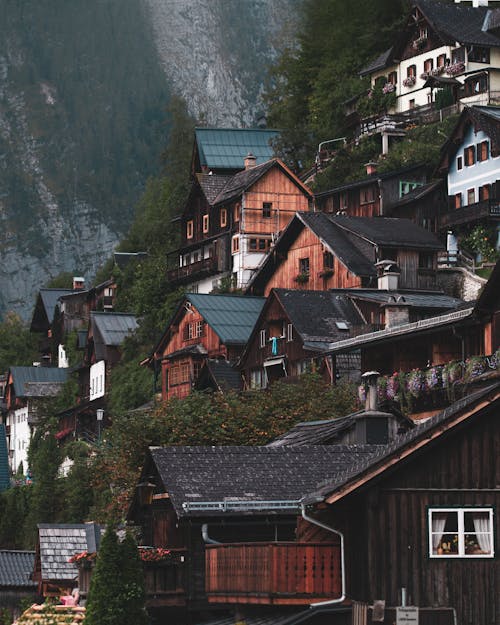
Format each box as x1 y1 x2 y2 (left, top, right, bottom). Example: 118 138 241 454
428 508 494 558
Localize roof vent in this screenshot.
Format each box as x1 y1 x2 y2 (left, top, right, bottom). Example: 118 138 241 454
244 153 257 170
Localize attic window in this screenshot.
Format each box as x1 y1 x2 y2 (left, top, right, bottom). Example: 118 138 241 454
335 321 349 331
464 146 475 167
477 141 489 162
186 220 194 239
262 202 272 218
203 214 209 233
457 156 463 171
220 208 227 228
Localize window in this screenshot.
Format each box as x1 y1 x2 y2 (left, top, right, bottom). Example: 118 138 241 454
323 251 334 269
262 202 272 218
339 191 348 209
249 238 271 252
452 47 465 64
360 187 375 204
455 193 462 209
457 156 463 171
233 203 240 222
477 140 489 162
388 71 397 85
220 208 227 227
202 214 209 233
437 53 446 68
467 188 475 205
299 257 310 275
479 184 491 201
428 508 494 558
467 46 489 64
169 361 191 386
259 329 266 348
424 58 433 73
464 146 475 166
186 220 194 239
187 320 204 339
464 74 488 97
399 181 423 197
419 252 434 269
287 323 293 342
409 99 415 109
231 235 240 253
407 64 416 78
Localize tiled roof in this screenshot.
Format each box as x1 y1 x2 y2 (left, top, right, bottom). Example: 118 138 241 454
388 180 442 209
359 47 393 76
90 312 138 347
37 524 103 582
149 445 379 517
0 425 10 492
214 160 276 205
195 128 279 171
332 215 443 250
0 550 36 588
272 289 365 344
186 293 265 345
303 383 500 504
297 213 376 277
341 288 464 310
9 367 68 399
197 173 232 204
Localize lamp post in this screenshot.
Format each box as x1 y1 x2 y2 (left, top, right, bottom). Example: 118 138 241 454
96 408 104 444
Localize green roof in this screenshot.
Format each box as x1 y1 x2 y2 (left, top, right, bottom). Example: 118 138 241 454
187 294 265 344
0 425 10 492
9 366 69 398
195 128 279 171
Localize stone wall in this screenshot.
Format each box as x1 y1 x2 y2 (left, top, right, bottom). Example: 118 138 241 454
436 267 487 301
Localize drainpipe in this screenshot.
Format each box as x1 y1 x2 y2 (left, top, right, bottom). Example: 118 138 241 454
201 523 221 545
301 503 346 606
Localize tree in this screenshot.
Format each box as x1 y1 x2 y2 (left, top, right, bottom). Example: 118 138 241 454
84 527 147 625
0 312 37 371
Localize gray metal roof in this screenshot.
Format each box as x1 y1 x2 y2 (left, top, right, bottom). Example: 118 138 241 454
90 312 138 347
341 288 464 310
195 128 279 171
0 550 36 588
186 294 265 345
9 367 69 399
37 524 104 582
40 289 75 323
149 445 378 517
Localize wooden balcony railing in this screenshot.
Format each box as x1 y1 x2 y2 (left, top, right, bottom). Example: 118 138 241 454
440 198 500 228
143 549 187 608
166 257 219 286
205 542 341 605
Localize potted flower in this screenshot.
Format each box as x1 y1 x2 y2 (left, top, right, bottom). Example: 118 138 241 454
294 272 309 284
445 61 465 76
403 76 416 88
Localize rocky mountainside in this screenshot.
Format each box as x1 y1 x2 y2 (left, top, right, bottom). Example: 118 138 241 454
0 0 300 319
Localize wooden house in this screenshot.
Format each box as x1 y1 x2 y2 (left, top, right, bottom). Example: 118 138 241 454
0 550 37 620
435 105 500 259
314 163 428 220
246 213 444 296
237 289 365 389
128 444 380 624
167 157 313 293
299 382 500 625
3 366 68 474
147 293 264 401
357 0 500 133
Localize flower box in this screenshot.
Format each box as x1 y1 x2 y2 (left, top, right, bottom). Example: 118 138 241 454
403 76 416 88
445 62 465 76
382 82 395 94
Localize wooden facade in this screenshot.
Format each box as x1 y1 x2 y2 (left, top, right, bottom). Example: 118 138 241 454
316 395 499 625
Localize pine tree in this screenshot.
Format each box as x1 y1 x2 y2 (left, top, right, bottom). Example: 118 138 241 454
84 527 147 625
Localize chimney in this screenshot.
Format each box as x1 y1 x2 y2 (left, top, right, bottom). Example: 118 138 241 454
244 152 257 169
365 161 378 176
383 296 410 328
73 276 85 290
361 371 380 412
376 261 400 291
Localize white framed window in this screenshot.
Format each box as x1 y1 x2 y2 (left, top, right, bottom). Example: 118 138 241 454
259 329 266 348
287 323 293 342
428 507 494 558
250 368 266 389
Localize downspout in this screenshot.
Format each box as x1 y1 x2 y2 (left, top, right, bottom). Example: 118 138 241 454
201 523 221 545
301 503 346 606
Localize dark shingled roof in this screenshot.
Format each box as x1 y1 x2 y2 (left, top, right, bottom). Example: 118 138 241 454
214 160 276 205
90 312 138 347
195 612 301 625
297 213 376 277
0 550 36 588
195 359 242 392
388 180 442 209
303 383 500 504
197 173 232 204
149 445 379 517
340 288 464 311
332 215 443 250
359 47 394 77
273 289 365 345
9 367 68 399
113 252 148 270
37 524 103 582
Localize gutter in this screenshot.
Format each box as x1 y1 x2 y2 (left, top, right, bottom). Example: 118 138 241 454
301 503 346 606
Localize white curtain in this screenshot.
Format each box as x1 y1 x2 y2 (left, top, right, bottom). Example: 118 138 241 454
473 513 492 554
431 512 448 551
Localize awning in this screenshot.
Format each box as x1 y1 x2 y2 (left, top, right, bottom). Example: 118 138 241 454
263 357 285 368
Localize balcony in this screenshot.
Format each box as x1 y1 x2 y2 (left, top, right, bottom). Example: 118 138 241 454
440 199 500 228
143 550 187 608
205 542 341 605
166 257 220 286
